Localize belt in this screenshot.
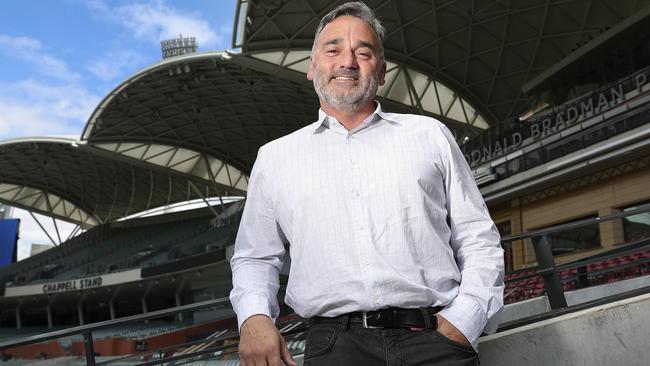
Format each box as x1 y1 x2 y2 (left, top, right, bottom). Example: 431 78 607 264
310 307 442 329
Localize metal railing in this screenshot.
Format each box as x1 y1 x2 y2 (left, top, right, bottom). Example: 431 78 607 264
0 297 233 365
500 204 650 309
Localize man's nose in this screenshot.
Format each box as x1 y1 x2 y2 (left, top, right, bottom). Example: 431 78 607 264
339 49 358 69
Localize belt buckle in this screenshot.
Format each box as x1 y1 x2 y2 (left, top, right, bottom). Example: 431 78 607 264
361 311 383 329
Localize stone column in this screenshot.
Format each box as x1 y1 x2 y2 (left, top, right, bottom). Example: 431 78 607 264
599 207 624 247
109 301 116 320
15 307 22 330
77 303 84 326
46 305 53 329
175 293 183 322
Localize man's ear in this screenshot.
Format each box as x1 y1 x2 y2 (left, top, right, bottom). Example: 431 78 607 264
379 61 387 86
306 58 313 81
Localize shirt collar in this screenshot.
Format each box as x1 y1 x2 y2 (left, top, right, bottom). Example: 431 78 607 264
313 101 396 133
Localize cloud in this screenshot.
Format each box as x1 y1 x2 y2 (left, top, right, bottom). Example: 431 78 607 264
0 34 100 139
0 79 100 139
89 0 228 49
0 34 80 82
87 49 147 81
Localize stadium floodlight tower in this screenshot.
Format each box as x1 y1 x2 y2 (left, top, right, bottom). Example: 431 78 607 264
161 34 198 59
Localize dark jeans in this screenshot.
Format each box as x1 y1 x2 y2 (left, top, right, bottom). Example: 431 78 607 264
303 317 479 366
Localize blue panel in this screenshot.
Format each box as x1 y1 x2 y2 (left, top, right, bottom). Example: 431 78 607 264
0 219 19 268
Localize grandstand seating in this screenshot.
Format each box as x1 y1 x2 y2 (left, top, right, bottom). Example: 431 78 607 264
0 224 114 284
0 321 197 346
504 246 650 303
57 320 196 346
0 202 243 287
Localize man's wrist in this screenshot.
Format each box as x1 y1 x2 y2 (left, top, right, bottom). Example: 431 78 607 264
232 293 275 330
241 313 274 332
437 295 487 349
435 314 471 346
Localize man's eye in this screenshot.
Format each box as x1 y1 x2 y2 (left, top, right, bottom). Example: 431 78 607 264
326 49 339 55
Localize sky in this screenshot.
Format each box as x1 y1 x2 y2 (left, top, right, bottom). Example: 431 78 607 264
0 0 238 260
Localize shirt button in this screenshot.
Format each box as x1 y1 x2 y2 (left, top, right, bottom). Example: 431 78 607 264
358 226 364 231
354 191 360 198
364 259 370 266
351 160 358 166
373 296 380 305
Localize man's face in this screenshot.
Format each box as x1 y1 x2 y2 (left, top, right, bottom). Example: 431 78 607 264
308 16 386 113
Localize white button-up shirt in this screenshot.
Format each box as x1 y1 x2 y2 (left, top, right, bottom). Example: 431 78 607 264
230 103 504 349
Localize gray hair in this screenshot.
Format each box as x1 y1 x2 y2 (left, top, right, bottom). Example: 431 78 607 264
312 2 386 61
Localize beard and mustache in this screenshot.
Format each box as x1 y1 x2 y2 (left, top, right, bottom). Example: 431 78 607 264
312 67 381 112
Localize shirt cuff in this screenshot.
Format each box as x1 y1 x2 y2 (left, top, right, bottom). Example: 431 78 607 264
234 294 274 331
437 295 487 351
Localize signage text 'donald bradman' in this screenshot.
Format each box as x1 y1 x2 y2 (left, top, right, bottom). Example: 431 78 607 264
464 71 648 167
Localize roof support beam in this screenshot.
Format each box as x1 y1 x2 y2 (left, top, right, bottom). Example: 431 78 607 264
188 181 221 219
51 217 62 246
66 225 82 242
522 4 650 94
202 154 228 214
28 211 58 247
44 194 62 245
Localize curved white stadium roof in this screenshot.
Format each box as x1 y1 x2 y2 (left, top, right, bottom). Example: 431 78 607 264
81 51 321 189
81 49 487 190
0 137 233 227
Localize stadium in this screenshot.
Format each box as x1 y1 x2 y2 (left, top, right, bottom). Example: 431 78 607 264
0 0 649 365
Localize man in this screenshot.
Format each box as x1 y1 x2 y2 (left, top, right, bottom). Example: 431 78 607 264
230 2 504 365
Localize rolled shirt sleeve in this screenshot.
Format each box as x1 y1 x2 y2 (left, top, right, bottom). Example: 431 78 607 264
436 127 505 350
229 146 287 330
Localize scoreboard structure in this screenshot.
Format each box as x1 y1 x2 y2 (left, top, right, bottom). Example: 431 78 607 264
0 218 18 268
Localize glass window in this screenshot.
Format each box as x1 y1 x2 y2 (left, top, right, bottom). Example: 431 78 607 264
507 156 523 175
562 138 583 155
539 215 601 256
623 202 650 241
524 149 544 169
546 143 563 160
494 163 508 179
614 119 627 134
584 128 607 145
627 110 648 129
